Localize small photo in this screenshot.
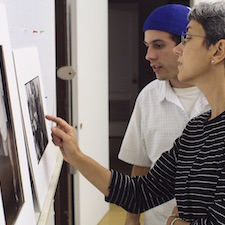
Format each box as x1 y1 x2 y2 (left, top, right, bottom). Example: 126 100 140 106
25 77 49 163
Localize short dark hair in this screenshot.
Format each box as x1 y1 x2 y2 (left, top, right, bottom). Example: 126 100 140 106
170 34 181 46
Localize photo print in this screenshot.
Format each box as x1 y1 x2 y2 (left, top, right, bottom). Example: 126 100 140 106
25 77 48 163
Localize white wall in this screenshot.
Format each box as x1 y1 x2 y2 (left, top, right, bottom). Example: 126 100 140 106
0 1 56 224
71 0 109 224
1 0 56 116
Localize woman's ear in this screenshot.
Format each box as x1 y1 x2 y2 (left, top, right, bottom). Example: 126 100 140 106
213 40 225 63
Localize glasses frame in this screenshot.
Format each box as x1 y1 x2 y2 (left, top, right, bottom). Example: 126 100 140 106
181 32 206 45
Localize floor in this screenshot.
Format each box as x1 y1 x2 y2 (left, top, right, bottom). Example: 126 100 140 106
98 204 144 225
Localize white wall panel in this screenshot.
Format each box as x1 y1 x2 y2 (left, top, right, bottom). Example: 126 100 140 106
71 0 109 224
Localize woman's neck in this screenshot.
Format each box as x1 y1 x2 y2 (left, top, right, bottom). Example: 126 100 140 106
203 84 225 120
196 66 225 119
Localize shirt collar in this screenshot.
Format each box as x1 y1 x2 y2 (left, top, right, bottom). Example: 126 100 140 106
158 80 180 105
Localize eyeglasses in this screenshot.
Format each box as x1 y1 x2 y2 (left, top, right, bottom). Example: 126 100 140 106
181 32 206 45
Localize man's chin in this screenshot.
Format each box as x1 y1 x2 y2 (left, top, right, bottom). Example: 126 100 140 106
155 75 167 81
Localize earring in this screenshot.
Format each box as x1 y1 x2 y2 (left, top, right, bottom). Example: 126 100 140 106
211 59 215 64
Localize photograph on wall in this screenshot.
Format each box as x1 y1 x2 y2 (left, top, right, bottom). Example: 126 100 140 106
13 46 56 210
25 77 48 163
0 3 36 224
0 46 24 225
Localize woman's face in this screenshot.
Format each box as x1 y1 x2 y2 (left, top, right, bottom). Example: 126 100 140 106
173 20 213 86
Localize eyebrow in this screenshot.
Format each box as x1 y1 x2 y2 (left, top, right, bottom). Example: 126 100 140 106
144 39 165 45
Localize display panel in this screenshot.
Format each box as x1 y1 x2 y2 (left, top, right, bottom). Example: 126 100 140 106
13 46 56 210
0 3 36 224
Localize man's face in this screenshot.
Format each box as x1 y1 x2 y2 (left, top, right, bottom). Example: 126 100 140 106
144 30 179 81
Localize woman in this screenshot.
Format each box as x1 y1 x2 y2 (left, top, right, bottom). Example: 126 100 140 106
46 1 225 224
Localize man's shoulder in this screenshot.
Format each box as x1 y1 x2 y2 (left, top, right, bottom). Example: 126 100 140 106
138 79 167 98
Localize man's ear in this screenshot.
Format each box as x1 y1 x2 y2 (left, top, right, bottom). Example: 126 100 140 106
213 40 225 63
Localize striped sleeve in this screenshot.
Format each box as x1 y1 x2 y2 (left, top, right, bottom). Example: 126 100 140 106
105 143 178 213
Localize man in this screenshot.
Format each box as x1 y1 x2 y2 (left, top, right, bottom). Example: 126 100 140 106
118 4 210 225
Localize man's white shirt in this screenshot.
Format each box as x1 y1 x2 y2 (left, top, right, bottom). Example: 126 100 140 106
118 79 210 225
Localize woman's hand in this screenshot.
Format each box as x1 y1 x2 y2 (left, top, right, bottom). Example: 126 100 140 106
45 115 80 165
166 206 190 225
45 114 112 196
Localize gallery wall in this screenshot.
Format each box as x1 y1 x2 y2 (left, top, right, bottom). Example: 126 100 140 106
0 1 57 225
1 0 56 116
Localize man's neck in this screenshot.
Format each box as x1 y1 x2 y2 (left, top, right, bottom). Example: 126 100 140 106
169 78 194 89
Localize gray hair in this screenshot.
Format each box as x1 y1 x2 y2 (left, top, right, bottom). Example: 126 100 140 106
188 1 225 48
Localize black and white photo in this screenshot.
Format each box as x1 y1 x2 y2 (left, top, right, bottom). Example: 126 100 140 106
25 77 48 162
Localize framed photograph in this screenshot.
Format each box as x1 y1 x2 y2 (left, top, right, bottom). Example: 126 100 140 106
0 3 36 225
13 46 56 210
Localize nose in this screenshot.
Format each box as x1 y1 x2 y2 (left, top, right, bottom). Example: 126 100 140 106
145 46 157 61
173 42 183 57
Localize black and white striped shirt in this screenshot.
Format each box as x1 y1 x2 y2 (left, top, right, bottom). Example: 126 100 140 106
106 110 225 224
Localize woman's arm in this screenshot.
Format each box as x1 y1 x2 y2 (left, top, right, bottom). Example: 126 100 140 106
46 115 175 214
